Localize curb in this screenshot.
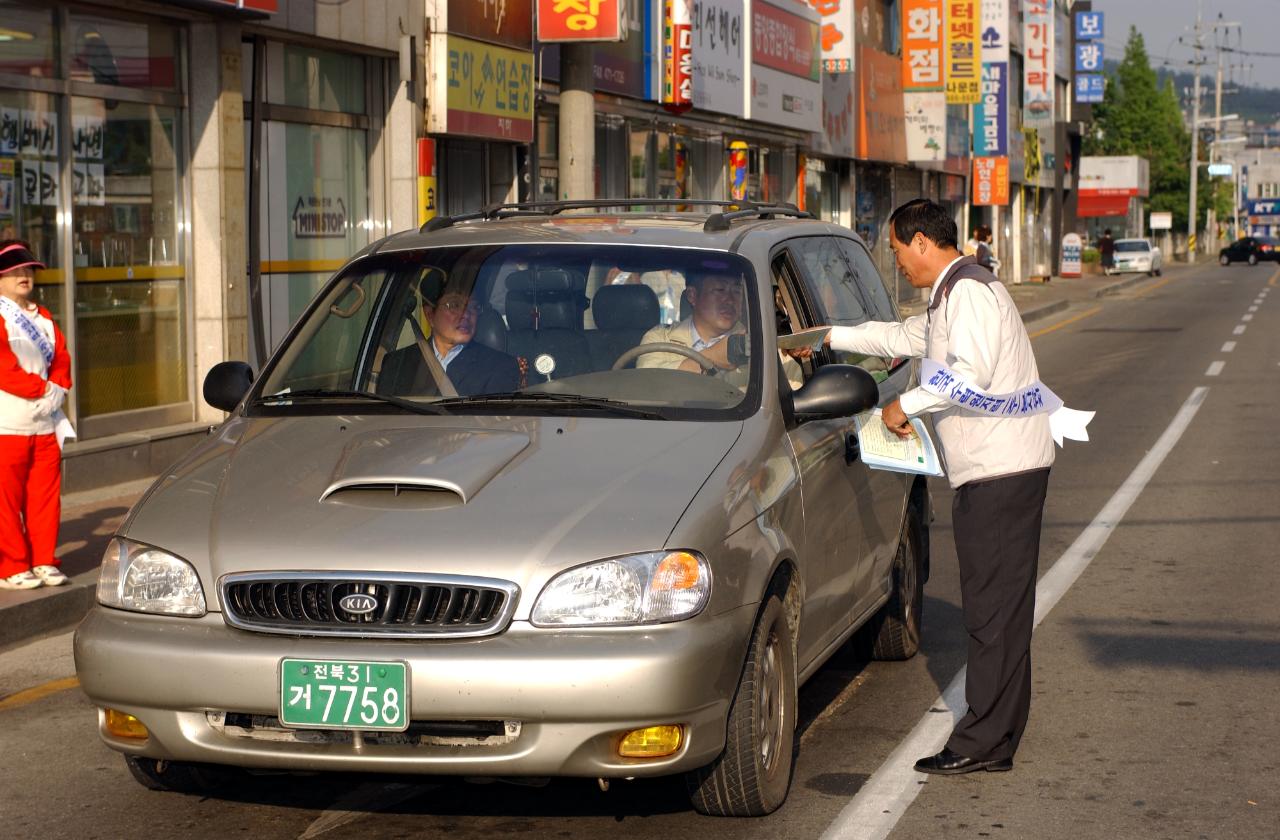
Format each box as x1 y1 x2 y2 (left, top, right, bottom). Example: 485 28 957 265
0 576 95 650
1095 273 1157 297
1019 299 1069 324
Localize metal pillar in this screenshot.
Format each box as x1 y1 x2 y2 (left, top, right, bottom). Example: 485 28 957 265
559 44 595 201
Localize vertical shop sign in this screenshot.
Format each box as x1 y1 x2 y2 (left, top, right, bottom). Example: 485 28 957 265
857 45 907 164
441 36 535 142
537 0 624 41
973 156 1010 205
729 140 749 200
904 91 946 161
901 0 943 91
1074 9 1104 105
417 138 437 226
692 0 746 117
1075 11 1103 41
749 0 823 131
808 0 855 73
664 0 694 111
975 0 1008 157
1023 0 1054 125
944 0 980 104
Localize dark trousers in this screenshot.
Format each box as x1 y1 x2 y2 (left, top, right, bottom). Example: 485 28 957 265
945 468 1050 762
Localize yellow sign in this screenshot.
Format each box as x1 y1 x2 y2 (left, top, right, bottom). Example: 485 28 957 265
445 36 534 142
944 0 980 104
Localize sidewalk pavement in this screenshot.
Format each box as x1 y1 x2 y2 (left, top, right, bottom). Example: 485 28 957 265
0 266 1177 651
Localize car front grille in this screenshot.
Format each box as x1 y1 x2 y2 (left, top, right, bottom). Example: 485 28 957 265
219 572 519 638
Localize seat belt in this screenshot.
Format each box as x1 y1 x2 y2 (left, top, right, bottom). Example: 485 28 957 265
407 316 459 398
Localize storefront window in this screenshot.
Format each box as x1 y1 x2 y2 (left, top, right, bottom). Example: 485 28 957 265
629 127 649 199
72 98 186 418
0 89 61 286
266 42 365 114
0 2 56 78
67 13 178 90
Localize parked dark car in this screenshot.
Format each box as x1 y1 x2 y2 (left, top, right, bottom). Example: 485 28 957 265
1218 236 1280 266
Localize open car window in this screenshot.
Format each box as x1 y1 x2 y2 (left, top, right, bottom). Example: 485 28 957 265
254 245 763 419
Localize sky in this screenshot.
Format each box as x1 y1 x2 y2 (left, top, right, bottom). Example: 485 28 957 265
1096 0 1280 90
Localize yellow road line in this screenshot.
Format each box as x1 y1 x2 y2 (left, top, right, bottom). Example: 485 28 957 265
1269 266 1279 286
0 676 80 712
1030 306 1103 339
1130 276 1174 299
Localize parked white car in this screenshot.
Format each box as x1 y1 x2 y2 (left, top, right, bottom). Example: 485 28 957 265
1107 238 1163 276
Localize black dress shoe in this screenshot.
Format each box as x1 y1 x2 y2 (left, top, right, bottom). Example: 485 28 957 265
913 747 1013 775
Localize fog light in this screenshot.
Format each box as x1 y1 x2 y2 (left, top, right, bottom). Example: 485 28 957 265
617 725 683 758
104 708 149 740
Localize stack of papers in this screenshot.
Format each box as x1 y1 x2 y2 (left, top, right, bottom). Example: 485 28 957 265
854 409 944 477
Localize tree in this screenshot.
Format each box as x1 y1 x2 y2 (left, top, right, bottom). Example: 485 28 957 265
1084 27 1196 232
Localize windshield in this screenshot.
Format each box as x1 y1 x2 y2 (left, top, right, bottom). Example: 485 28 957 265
1114 241 1150 252
255 244 762 419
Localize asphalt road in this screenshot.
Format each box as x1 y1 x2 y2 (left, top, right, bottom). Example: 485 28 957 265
1 260 1277 840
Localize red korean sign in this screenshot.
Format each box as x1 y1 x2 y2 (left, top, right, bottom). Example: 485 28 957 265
753 0 820 80
663 0 693 111
972 156 1010 206
901 0 942 91
537 0 624 42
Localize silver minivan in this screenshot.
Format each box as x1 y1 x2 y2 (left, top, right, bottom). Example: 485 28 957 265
74 201 929 817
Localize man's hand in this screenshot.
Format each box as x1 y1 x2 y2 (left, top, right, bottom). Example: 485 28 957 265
882 398 914 439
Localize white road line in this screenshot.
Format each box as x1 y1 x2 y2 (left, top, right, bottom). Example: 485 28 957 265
1206 361 1225 377
1234 325 1247 335
819 387 1211 840
1249 305 1259 312
1242 314 1254 322
1221 341 1236 352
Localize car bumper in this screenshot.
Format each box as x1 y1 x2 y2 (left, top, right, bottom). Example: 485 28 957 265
74 603 758 778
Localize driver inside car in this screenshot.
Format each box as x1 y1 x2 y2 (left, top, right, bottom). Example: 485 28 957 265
378 275 520 397
637 270 746 373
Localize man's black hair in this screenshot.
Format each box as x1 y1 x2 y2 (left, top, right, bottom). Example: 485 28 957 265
888 199 959 249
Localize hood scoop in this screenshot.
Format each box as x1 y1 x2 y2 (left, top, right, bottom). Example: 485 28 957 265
320 427 531 506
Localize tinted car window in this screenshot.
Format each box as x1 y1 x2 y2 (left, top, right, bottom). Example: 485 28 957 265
837 238 898 322
1114 240 1151 252
788 236 894 381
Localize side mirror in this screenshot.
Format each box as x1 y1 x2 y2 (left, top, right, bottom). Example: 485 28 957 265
791 364 879 422
203 361 254 412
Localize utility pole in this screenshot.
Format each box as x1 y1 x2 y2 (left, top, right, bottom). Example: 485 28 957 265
1205 14 1242 253
1186 0 1204 262
559 45 595 201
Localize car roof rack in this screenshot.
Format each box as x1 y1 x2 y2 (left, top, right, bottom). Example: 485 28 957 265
418 199 814 233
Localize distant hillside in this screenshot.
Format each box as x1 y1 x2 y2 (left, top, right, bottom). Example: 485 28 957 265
1103 61 1280 126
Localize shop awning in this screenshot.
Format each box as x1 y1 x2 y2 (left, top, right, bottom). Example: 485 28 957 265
1078 192 1133 218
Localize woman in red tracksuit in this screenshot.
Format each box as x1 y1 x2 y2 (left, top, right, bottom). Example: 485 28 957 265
0 241 73 590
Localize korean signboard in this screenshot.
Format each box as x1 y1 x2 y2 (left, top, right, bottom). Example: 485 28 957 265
438 35 534 142
537 0 624 42
693 0 747 117
814 69 856 157
1023 0 1055 125
1075 11 1103 41
976 0 1008 157
1075 73 1104 103
664 0 695 110
905 91 946 161
944 0 980 104
857 46 906 164
808 0 856 73
973 156 1010 206
539 0 649 99
749 0 822 131
901 0 943 91
1075 40 1102 73
1074 9 1104 106
451 0 534 49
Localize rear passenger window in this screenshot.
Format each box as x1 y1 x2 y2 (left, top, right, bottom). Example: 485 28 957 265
788 236 894 381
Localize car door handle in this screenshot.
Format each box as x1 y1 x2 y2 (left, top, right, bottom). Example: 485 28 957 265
845 432 861 465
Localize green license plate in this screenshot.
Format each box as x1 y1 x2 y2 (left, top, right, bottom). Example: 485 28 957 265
279 659 409 731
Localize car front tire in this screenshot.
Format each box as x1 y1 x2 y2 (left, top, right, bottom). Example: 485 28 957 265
124 755 236 795
1248 253 1259 265
1220 254 1230 265
687 592 797 817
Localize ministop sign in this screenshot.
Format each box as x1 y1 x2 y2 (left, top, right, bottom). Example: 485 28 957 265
537 0 624 42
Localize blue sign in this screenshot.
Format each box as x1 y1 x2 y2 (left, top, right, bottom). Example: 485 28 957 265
1075 74 1105 104
975 63 1008 157
1075 11 1104 41
1076 41 1103 73
1247 199 1280 216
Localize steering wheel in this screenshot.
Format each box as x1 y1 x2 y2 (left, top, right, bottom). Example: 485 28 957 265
611 341 719 372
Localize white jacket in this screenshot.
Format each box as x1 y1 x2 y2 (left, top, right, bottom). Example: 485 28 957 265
830 256 1054 488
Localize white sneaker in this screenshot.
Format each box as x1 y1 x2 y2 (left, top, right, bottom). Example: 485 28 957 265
0 571 44 590
31 565 68 586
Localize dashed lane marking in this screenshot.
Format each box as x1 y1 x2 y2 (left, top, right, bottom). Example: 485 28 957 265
820 388 1212 840
1221 341 1236 353
1249 305 1259 312
1206 361 1225 377
1234 325 1247 335
0 677 80 712
1242 313 1254 321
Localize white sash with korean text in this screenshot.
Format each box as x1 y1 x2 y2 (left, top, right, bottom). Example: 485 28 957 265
921 359 1094 446
0 296 76 448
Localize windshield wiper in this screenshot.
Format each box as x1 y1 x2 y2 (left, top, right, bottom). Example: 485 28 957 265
433 391 667 420
253 389 450 415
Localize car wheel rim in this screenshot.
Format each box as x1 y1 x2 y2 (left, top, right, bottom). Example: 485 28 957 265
758 630 784 773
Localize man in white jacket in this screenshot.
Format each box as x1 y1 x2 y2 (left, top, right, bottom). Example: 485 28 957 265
827 199 1054 775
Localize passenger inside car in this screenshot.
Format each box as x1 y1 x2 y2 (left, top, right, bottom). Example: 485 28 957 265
378 273 520 397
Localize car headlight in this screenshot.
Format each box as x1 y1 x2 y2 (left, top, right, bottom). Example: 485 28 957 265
531 550 711 627
97 537 207 617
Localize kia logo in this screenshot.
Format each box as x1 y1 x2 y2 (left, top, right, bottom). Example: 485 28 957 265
339 593 379 615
